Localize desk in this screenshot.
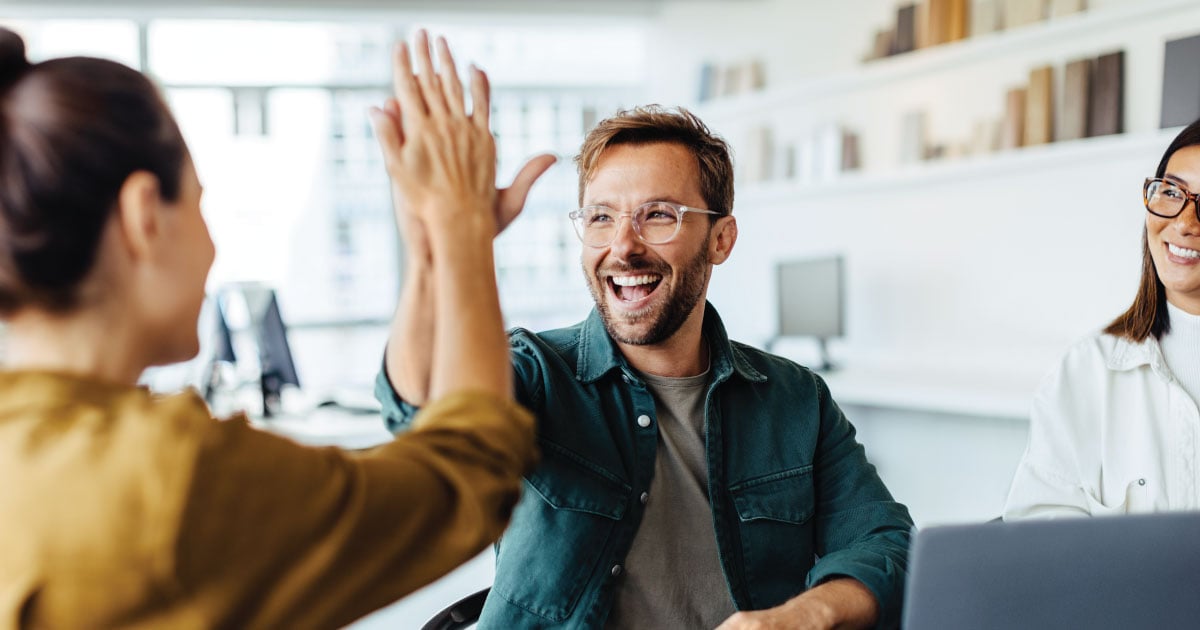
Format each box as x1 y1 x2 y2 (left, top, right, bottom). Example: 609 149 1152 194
251 405 394 450
820 363 1040 421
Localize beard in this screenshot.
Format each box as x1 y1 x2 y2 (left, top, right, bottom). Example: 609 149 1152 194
586 241 710 346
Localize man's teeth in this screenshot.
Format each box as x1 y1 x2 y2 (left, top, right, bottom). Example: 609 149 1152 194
612 275 660 287
1169 243 1200 259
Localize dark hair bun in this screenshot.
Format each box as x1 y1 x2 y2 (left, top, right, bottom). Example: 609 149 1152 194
0 28 30 87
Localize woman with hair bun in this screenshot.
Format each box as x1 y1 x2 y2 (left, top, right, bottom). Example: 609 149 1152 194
1005 119 1200 518
0 28 547 628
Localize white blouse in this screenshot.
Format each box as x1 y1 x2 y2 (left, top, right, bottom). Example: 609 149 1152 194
1004 332 1200 518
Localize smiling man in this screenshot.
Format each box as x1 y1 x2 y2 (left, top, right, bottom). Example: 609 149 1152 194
378 106 913 629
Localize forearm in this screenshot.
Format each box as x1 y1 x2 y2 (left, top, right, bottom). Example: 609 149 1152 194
715 577 879 630
426 220 510 400
787 578 879 629
386 251 435 406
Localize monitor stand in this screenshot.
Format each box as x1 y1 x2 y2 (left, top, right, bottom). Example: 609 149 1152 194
815 337 835 373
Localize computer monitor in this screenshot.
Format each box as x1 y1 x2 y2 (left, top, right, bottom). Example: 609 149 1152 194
200 297 236 403
775 256 844 371
218 284 300 418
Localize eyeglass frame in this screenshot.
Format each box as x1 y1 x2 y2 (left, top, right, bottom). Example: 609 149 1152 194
567 201 723 248
1144 177 1200 221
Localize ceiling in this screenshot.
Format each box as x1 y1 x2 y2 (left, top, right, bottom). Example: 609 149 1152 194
2 0 753 19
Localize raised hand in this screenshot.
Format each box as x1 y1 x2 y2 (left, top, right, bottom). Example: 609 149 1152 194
370 31 498 238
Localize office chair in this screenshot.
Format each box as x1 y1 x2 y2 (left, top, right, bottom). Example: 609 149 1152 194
420 587 489 630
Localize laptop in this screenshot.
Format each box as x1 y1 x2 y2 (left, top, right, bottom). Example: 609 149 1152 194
903 512 1200 629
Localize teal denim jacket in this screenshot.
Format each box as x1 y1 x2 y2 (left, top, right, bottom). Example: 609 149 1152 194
376 303 913 629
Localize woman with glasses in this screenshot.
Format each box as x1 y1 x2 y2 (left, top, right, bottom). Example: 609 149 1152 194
1005 119 1200 518
0 28 544 628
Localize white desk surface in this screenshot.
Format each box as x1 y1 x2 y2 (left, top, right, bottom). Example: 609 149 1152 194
252 405 394 450
818 363 1040 421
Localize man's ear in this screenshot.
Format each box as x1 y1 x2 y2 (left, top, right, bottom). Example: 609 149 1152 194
707 215 737 265
115 171 162 261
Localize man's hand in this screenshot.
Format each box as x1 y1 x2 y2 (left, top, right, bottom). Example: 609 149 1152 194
370 32 555 244
714 578 879 630
370 31 497 237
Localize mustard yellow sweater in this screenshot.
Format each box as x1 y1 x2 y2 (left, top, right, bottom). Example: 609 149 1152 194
0 371 535 629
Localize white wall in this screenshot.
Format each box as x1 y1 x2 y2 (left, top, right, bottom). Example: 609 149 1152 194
644 0 1200 525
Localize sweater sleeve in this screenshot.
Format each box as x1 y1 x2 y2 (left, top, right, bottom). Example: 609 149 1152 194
170 390 536 630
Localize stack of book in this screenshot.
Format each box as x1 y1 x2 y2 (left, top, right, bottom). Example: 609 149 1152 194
865 0 1087 61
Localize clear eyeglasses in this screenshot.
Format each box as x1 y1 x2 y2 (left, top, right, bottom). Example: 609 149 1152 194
1144 177 1200 221
568 201 721 248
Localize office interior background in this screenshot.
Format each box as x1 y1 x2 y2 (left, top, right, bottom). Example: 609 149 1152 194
4 0 1200 626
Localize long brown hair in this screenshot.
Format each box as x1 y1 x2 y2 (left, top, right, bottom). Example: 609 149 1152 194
1104 119 1200 341
0 28 187 316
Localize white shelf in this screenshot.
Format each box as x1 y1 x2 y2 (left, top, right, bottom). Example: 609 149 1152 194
734 127 1179 207
697 0 1198 121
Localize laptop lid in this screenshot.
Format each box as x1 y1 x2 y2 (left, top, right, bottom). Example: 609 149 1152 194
903 512 1200 629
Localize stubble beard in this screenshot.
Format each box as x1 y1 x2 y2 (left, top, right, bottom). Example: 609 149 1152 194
586 243 710 346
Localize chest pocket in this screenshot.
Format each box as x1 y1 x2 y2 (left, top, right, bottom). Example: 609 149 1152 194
491 440 630 623
728 466 816 610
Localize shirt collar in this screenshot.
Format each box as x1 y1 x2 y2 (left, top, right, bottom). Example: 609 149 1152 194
1107 333 1168 377
575 301 767 385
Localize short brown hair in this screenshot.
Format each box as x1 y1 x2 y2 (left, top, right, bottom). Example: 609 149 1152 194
1104 118 1200 341
574 105 733 216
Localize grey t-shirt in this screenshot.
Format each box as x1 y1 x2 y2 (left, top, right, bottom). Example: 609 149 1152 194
605 367 737 629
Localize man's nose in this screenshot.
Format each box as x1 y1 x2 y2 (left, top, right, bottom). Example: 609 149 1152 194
607 214 645 259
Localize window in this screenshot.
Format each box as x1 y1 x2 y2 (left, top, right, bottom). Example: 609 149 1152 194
1 15 647 393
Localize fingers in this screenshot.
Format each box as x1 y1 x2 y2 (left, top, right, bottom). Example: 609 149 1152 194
469 64 491 131
508 154 558 200
368 104 403 167
392 42 427 121
495 153 558 233
412 29 449 116
435 36 466 117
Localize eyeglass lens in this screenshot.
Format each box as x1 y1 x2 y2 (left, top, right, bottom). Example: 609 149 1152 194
576 202 682 246
1146 179 1195 218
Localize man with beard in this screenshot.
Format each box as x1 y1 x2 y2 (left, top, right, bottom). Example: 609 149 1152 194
377 106 913 629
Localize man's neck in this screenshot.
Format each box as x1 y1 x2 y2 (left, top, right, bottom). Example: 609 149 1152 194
617 308 709 378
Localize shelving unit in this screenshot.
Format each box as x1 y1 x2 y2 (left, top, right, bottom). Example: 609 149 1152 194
696 0 1200 189
699 0 1196 122
679 0 1200 422
736 126 1179 206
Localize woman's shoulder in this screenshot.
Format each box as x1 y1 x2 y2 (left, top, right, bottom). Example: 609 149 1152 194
1057 331 1153 373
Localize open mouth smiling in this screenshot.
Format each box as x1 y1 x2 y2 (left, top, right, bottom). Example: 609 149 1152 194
607 273 663 305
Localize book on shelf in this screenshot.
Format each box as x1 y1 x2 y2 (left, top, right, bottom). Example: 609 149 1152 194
868 28 895 61
743 126 774 183
1088 50 1124 137
1001 87 1027 149
697 62 717 102
928 0 969 45
901 110 928 164
721 64 741 97
1024 65 1054 146
971 0 1000 36
916 1 932 49
1060 58 1091 141
842 131 861 172
895 4 918 54
1002 0 1046 29
1160 33 1200 129
1049 0 1085 18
